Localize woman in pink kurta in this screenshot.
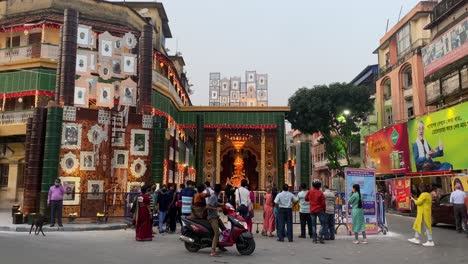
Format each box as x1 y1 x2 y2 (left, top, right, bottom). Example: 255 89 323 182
262 188 275 236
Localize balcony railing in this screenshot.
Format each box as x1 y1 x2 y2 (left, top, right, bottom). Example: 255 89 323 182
432 0 464 23
0 110 34 125
152 70 184 106
0 43 59 64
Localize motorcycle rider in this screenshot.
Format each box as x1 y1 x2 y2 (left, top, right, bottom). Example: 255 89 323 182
206 184 226 257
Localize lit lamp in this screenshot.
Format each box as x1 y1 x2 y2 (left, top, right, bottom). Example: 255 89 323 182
18 97 23 103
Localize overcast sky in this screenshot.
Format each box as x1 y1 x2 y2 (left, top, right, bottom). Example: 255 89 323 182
155 0 423 106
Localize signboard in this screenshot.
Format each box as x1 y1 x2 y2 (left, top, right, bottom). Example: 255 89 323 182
452 176 468 192
408 101 468 172
394 178 411 211
422 18 468 77
365 123 411 174
345 168 378 234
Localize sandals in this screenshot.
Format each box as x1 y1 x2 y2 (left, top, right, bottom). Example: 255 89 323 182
210 252 221 257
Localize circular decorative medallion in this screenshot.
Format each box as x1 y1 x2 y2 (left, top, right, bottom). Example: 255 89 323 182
87 124 104 145
60 152 79 174
130 158 147 178
206 159 213 169
266 160 273 168
206 173 212 180
123 32 137 49
266 148 273 156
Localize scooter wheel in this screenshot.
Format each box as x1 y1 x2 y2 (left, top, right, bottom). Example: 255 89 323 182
236 238 256 255
184 242 200 253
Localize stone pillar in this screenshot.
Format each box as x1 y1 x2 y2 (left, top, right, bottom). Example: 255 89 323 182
300 141 311 187
6 163 19 204
260 129 266 190
195 115 204 184
215 128 221 184
39 107 63 214
151 116 167 184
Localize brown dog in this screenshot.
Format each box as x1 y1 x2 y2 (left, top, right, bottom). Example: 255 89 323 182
29 214 47 236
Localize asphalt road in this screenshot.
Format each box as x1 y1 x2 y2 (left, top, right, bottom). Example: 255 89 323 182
0 214 466 264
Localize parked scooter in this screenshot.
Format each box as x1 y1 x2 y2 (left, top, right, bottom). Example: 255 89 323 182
180 203 256 255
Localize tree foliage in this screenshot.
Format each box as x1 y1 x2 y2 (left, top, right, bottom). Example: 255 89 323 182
286 83 373 175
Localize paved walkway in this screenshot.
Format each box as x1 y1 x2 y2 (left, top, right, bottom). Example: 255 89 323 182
0 210 128 232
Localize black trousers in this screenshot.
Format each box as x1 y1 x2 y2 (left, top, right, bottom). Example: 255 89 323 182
453 204 467 232
168 207 177 232
50 200 63 225
277 208 293 241
299 212 312 238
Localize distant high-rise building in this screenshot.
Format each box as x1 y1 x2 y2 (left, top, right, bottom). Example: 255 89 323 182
209 71 268 106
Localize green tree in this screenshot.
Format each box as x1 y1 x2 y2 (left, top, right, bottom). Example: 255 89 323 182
286 83 373 177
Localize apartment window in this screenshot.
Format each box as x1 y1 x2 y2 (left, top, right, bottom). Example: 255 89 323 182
29 33 41 45
385 52 390 67
402 67 413 89
407 106 414 118
397 24 411 55
0 164 9 188
383 80 391 100
6 36 20 48
385 107 393 126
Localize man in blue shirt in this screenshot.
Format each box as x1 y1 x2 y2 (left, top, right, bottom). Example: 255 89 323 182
180 180 196 216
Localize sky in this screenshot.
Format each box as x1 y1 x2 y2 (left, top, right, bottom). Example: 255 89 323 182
139 0 423 106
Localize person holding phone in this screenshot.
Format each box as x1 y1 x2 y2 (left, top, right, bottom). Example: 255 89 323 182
408 183 435 246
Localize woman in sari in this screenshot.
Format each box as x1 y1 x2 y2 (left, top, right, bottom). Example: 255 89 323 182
262 188 275 237
135 185 153 241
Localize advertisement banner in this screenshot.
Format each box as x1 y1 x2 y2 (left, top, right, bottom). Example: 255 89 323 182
394 178 411 211
452 176 468 192
422 18 468 77
365 123 411 174
408 101 468 172
345 168 378 235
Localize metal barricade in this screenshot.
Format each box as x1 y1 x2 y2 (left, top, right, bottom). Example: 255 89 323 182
334 192 348 234
376 192 389 235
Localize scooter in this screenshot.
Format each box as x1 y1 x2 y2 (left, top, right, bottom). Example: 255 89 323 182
180 203 256 255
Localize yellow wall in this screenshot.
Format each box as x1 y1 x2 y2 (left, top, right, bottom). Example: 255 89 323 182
0 142 25 209
43 27 60 44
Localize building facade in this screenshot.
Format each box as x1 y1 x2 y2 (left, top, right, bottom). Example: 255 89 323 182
374 1 437 129
209 71 268 107
0 0 288 216
423 0 467 106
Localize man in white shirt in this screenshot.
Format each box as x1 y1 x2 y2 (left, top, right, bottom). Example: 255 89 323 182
450 183 467 233
204 181 215 204
323 185 336 240
274 184 299 242
235 179 251 220
297 183 312 238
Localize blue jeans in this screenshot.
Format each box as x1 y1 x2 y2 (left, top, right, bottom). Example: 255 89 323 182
159 211 167 233
277 208 293 241
322 213 335 239
310 212 326 240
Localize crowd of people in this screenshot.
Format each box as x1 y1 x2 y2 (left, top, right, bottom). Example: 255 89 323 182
131 179 371 245
259 180 367 244
130 177 468 251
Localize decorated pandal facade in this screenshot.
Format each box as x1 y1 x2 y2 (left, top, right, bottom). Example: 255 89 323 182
0 1 288 216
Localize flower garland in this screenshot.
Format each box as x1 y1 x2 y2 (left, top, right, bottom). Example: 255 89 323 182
0 23 60 33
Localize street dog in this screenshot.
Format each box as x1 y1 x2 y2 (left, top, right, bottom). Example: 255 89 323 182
29 214 47 236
